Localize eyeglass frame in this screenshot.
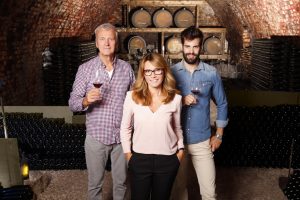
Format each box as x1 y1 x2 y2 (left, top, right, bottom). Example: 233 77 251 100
144 68 164 76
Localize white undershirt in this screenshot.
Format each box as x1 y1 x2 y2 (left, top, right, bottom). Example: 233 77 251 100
106 69 114 79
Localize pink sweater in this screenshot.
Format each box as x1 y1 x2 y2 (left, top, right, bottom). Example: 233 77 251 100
120 91 184 155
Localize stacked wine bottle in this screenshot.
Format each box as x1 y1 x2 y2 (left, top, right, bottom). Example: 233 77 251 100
283 170 300 200
0 105 298 171
215 104 300 168
251 37 300 92
43 41 97 105
42 46 67 105
0 113 86 170
0 185 33 200
64 41 98 104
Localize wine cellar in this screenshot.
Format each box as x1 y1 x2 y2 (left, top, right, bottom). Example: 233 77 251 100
0 0 300 199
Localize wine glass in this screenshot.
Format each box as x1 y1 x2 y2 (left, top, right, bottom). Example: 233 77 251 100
93 69 103 88
190 80 202 103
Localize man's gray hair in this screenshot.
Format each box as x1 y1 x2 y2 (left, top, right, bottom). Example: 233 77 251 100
94 23 118 38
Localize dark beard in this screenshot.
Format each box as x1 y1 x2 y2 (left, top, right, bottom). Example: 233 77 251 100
183 52 200 64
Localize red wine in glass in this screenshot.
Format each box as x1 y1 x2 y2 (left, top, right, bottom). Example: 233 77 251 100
93 69 103 88
93 82 103 88
191 88 200 103
190 81 201 104
191 89 200 94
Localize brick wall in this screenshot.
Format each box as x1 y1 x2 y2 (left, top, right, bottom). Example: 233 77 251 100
0 0 121 105
234 0 300 37
0 0 299 105
207 0 300 62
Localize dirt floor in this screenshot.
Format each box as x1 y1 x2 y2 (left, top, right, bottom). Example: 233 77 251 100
28 166 289 200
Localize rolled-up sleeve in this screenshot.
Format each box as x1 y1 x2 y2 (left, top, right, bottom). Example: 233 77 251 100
212 72 228 128
120 92 134 153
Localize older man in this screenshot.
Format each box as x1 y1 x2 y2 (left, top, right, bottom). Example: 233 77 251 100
69 23 135 200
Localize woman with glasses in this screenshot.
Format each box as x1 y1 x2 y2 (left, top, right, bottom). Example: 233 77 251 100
120 52 184 200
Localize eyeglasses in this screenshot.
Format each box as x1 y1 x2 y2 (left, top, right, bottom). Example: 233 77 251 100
144 68 163 76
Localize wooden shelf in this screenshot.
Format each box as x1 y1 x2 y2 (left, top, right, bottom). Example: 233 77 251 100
121 0 204 6
117 27 227 60
167 54 228 60
119 53 228 60
117 27 226 33
122 0 202 28
117 28 185 33
118 1 227 60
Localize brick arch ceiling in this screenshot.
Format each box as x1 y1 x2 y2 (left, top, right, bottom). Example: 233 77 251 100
207 0 299 37
206 0 299 62
0 0 121 105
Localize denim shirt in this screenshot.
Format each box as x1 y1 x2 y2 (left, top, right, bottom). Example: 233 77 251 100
171 60 228 144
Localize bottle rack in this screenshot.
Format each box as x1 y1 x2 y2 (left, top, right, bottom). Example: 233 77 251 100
214 105 300 169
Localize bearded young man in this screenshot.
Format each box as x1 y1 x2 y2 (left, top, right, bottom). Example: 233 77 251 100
170 26 228 200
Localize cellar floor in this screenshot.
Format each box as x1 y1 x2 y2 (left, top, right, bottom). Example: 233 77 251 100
28 166 289 200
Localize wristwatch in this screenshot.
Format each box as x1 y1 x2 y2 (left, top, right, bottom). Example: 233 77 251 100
216 133 223 141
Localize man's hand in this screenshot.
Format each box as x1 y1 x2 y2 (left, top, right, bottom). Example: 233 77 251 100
83 88 101 108
210 135 222 152
183 94 197 106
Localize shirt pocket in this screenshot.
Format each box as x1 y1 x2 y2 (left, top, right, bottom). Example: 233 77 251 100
199 81 213 96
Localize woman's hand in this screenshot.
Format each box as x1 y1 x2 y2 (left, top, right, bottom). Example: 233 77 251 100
125 152 132 161
176 149 184 162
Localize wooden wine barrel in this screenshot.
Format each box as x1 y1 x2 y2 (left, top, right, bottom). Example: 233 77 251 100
165 35 182 54
131 8 151 28
152 8 173 28
174 7 195 28
203 36 222 55
127 35 146 53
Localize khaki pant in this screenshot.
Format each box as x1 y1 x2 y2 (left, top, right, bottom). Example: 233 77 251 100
170 139 216 200
85 135 127 200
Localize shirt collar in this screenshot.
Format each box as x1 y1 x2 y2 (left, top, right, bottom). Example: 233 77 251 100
97 56 117 69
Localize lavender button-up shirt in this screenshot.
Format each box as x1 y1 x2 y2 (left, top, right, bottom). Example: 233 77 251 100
69 56 135 145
